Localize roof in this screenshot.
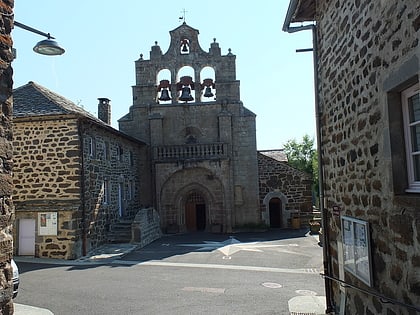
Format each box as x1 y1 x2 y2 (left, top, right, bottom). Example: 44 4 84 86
13 81 103 124
283 0 316 32
258 149 288 162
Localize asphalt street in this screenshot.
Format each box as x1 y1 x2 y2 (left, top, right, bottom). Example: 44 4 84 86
14 229 326 315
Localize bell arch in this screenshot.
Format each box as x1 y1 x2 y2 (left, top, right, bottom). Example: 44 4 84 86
176 66 195 103
200 66 216 102
157 69 172 104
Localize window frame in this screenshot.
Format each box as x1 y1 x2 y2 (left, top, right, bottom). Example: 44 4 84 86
402 83 420 192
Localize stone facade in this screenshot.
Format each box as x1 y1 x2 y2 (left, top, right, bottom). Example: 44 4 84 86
285 0 419 314
258 151 312 228
12 82 151 259
119 23 260 233
0 1 15 314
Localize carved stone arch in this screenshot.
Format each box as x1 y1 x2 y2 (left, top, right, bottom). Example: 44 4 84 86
175 182 216 232
262 192 288 228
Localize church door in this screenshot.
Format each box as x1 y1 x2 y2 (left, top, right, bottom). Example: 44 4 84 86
185 192 206 231
269 198 282 228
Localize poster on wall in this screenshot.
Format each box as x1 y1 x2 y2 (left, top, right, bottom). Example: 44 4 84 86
341 215 373 287
38 212 58 236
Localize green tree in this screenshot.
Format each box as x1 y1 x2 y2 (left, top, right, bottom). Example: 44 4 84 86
283 135 319 203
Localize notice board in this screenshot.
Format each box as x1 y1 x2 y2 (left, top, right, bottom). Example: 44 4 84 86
38 212 58 236
341 216 373 287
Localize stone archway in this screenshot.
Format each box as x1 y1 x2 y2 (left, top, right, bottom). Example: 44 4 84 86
263 192 288 228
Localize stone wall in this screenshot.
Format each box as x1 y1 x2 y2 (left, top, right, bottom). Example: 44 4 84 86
315 0 419 314
13 116 151 259
13 118 84 259
80 121 151 252
0 1 15 313
258 153 312 226
131 208 161 248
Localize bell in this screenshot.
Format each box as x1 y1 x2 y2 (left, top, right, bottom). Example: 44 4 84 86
203 87 214 98
179 86 193 102
182 43 188 52
158 89 171 101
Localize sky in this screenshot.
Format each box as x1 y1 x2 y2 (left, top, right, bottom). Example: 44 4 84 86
11 1 315 150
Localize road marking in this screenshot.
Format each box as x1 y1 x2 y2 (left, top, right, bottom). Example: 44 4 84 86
182 287 225 294
262 282 283 289
117 260 320 274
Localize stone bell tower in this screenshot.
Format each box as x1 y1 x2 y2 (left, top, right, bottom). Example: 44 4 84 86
119 22 260 233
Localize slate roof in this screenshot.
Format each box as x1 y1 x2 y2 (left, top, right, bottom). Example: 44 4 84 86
258 149 288 162
13 81 103 124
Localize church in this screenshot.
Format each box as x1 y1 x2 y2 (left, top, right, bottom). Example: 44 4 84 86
12 23 312 259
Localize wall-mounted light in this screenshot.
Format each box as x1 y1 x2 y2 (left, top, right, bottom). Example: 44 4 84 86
14 21 65 56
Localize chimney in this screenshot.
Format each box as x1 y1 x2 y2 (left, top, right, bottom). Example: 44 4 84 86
98 98 111 124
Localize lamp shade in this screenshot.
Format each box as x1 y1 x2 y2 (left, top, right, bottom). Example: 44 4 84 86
33 39 65 56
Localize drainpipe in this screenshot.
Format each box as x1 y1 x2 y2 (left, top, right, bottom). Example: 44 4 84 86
78 118 88 256
283 3 334 313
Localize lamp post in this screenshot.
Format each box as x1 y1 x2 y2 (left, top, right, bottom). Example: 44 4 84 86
14 21 65 56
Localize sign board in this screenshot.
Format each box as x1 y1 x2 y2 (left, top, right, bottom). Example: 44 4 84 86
38 212 58 236
341 216 373 287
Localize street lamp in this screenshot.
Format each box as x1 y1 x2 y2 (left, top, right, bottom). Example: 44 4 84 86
14 21 65 56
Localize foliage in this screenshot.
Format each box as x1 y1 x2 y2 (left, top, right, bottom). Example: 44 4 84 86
283 135 319 202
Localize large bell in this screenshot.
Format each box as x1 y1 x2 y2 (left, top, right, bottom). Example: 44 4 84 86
203 86 214 98
158 89 171 101
179 86 194 102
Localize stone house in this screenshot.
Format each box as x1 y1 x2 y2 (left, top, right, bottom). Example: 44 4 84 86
12 82 151 259
118 22 261 233
0 1 15 314
258 150 312 228
284 0 420 314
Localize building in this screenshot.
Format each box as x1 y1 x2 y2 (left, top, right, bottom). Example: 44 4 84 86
12 82 151 259
0 1 15 314
284 0 420 314
258 150 312 228
119 22 261 233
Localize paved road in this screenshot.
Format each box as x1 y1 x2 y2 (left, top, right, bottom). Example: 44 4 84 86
14 229 326 315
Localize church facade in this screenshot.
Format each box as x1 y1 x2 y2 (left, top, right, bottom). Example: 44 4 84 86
119 23 260 233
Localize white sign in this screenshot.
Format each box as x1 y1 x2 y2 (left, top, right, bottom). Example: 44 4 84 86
341 216 372 287
38 212 58 236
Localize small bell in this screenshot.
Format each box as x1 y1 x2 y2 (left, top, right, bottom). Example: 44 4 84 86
203 87 214 98
158 89 171 101
179 86 194 102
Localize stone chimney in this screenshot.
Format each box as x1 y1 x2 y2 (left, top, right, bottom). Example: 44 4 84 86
98 98 111 124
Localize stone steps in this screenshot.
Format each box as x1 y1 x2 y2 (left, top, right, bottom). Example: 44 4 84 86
107 219 132 243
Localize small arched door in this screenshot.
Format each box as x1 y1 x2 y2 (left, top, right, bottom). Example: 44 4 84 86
269 197 282 228
185 192 206 231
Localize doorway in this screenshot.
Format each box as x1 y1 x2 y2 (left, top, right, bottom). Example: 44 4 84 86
18 218 36 256
269 198 282 228
185 192 206 231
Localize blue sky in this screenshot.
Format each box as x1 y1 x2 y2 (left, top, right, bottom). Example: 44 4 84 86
12 1 315 150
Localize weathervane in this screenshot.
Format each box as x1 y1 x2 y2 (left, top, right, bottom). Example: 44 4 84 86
179 8 187 23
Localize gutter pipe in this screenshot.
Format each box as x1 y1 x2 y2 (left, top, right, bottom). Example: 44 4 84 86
283 1 334 313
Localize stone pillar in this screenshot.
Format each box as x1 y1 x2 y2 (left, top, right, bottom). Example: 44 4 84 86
0 1 15 314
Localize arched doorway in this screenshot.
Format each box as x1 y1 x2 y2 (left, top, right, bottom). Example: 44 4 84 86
269 198 282 228
185 191 206 231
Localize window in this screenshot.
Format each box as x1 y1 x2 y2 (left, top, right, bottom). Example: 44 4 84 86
88 137 95 158
102 180 110 204
104 141 110 160
117 145 123 161
402 83 420 192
